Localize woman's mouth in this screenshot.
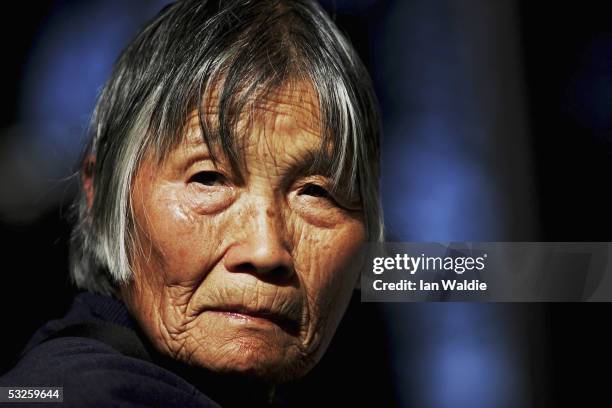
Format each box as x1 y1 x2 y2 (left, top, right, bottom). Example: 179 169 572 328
203 306 300 335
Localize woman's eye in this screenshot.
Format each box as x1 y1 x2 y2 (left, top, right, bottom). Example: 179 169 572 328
188 171 225 186
299 183 330 198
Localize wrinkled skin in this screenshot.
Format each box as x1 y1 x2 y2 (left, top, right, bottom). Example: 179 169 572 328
119 84 365 383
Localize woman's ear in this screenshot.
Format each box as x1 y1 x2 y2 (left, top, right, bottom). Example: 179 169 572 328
82 155 96 210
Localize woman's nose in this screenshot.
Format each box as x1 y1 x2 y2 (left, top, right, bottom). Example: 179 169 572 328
223 204 294 280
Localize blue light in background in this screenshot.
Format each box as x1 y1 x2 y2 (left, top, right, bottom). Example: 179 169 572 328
19 0 172 158
381 302 525 408
381 117 501 241
417 304 522 408
376 0 502 242
2 0 171 222
373 0 527 407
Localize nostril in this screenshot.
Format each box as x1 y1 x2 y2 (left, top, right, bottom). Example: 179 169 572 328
269 266 291 277
231 262 256 274
230 262 291 277
223 239 295 281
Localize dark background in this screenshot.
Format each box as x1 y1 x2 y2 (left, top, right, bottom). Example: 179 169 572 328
2 1 612 407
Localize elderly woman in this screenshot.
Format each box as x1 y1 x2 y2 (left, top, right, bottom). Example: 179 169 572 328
1 0 382 406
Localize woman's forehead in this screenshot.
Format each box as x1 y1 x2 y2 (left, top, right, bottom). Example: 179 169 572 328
183 81 324 149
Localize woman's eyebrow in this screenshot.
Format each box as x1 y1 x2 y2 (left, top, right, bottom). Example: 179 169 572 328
173 139 217 173
279 149 333 178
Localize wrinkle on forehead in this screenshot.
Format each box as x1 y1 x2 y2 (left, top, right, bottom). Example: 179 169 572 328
181 81 330 171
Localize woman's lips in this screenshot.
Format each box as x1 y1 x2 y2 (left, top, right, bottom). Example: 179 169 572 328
204 306 300 335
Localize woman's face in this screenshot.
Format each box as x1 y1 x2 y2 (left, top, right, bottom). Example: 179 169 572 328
122 85 365 383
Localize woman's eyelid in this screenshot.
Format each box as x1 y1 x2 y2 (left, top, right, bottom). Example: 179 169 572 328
295 176 340 201
298 176 362 210
299 183 330 197
186 158 232 187
185 157 230 181
295 174 333 190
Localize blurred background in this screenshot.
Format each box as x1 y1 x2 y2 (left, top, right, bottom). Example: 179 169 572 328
1 0 611 406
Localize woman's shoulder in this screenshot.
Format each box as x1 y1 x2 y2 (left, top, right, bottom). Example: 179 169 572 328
0 293 220 407
1 335 217 407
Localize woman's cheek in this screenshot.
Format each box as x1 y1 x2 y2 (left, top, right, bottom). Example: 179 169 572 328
293 225 363 359
291 215 365 294
185 183 236 215
287 189 365 272
145 188 230 283
289 193 350 228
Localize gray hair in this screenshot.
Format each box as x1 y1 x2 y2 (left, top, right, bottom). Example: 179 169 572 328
70 0 384 295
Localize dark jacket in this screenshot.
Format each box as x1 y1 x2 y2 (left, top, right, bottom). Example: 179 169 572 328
0 292 223 407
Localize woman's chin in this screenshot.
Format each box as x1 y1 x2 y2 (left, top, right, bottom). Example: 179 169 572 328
177 312 303 378
187 338 307 382
171 315 315 382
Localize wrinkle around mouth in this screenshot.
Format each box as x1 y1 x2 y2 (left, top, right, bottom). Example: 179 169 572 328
202 304 302 336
